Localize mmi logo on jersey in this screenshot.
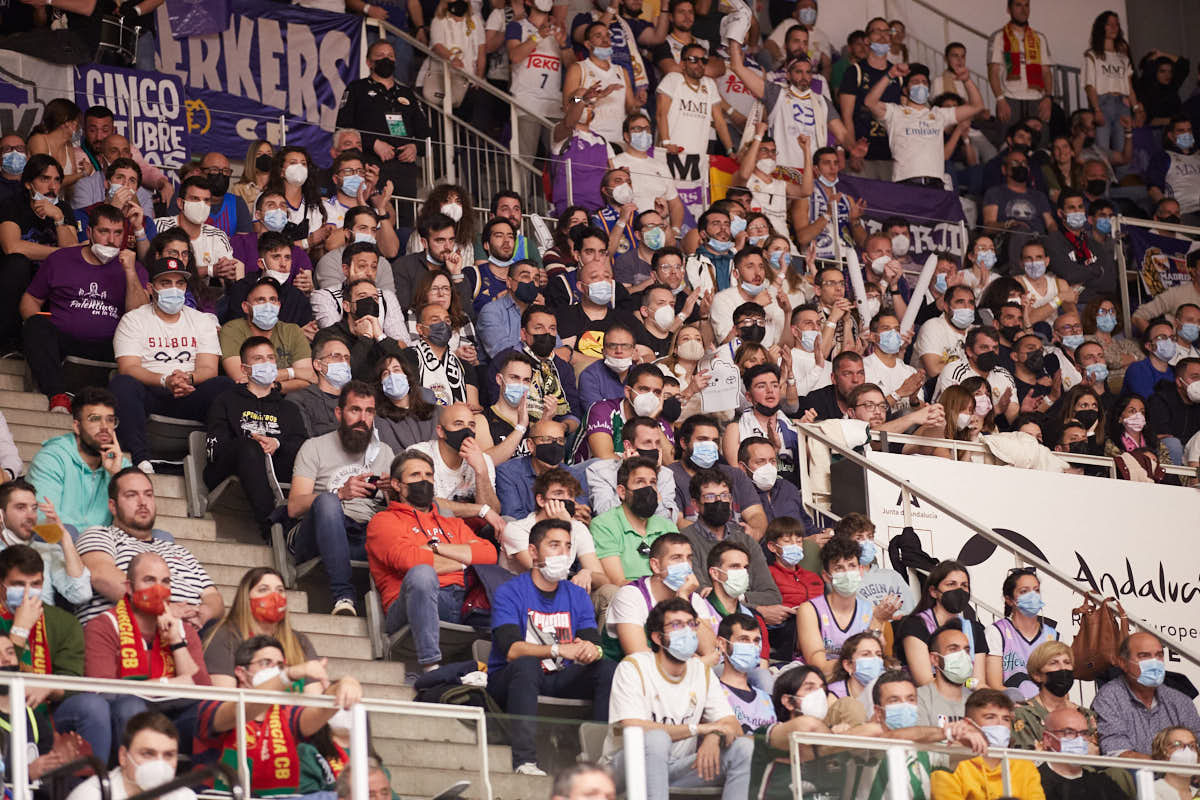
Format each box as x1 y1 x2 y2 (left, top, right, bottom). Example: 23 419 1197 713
678 98 710 115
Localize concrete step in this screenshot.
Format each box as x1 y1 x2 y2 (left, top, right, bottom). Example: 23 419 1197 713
0 359 26 376
0 390 48 412
325 657 410 686
299 630 374 660
154 495 187 517
0 374 25 391
7 423 67 446
375 739 512 774
176 538 272 568
360 682 417 702
1 409 73 430
156 515 217 541
383 766 549 800
369 710 481 744
215 582 309 614
289 612 369 638
150 474 186 498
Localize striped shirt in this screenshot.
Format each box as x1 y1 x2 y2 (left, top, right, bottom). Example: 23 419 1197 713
153 216 233 274
73 525 216 627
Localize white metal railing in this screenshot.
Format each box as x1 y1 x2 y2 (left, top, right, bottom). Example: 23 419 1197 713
0 673 493 800
869 430 1199 480
1112 215 1200 337
785 730 1200 800
792 422 1200 678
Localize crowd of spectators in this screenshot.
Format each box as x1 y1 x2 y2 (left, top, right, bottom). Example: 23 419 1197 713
2 0 1200 797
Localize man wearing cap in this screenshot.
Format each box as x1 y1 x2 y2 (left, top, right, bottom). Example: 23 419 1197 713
865 61 984 187
108 258 236 473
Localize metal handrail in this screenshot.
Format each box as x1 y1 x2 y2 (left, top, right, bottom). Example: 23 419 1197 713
39 755 111 800
793 422 1200 677
870 429 1198 480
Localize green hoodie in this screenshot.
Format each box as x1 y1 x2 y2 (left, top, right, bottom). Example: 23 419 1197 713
27 434 132 532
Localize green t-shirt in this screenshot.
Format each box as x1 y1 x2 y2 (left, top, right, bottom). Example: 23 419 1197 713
589 506 677 582
218 319 312 369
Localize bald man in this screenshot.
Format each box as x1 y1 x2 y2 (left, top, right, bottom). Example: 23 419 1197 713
1037 706 1126 800
410 403 507 532
198 152 252 236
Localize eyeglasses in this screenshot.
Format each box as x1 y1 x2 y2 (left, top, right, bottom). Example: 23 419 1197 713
700 492 732 503
1057 324 1083 335
820 280 845 288
605 341 634 353
656 262 684 273
1048 728 1089 739
682 56 705 64
203 167 234 177
531 436 566 445
86 414 119 428
855 401 888 412
338 168 367 177
663 620 701 631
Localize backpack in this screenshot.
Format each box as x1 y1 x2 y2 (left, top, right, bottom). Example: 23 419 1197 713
1071 597 1127 681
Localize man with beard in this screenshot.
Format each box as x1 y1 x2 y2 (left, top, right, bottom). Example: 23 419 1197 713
411 404 505 531
0 479 91 608
590 456 679 586
286 381 394 616
28 386 132 532
197 152 252 237
587 416 679 520
667 414 766 540
484 305 580 427
465 217 520 315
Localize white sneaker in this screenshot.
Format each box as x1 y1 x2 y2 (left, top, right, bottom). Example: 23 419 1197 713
332 598 357 616
137 460 155 474
514 763 547 776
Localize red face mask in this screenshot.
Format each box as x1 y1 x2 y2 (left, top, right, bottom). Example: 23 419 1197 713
131 583 171 616
250 592 288 624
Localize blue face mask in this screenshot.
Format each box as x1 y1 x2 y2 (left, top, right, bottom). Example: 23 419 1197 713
2 150 27 175
854 655 884 685
1137 658 1166 687
798 7 816 25
741 280 766 296
976 249 997 269
982 725 1011 748
1095 216 1113 235
666 627 699 661
1065 211 1087 230
1176 132 1195 151
727 641 759 673
907 84 929 105
262 208 288 232
884 702 919 730
689 440 719 468
1095 312 1117 333
1024 259 1047 279
4 585 39 610
643 227 666 251
707 238 734 253
1058 736 1089 755
1015 590 1044 616
730 216 747 236
324 361 352 389
1180 323 1200 343
155 287 186 315
249 362 278 386
490 253 517 268
1085 362 1109 382
251 302 280 330
592 46 613 60
869 41 890 56
30 190 51 204
951 307 975 330
503 382 529 406
878 329 903 355
354 231 377 245
933 273 948 293
1155 338 1178 362
587 280 614 305
1062 334 1085 350
859 539 876 565
340 174 365 197
663 561 693 590
800 329 820 351
769 250 790 270
382 371 410 400
106 182 123 200
817 175 838 188
630 131 653 152
748 234 766 247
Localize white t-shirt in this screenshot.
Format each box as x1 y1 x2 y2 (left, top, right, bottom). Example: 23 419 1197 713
790 346 832 396
912 314 966 369
987 26 1053 101
611 151 679 212
1083 50 1133 96
1184 429 1200 465
606 650 734 761
578 57 628 144
718 65 759 122
429 14 487 77
605 581 720 639
411 439 497 506
485 8 511 82
710 289 785 347
746 172 788 235
656 72 719 155
113 303 221 375
499 514 595 572
320 196 353 229
152 217 232 277
881 103 959 182
506 19 565 118
864 352 918 400
933 360 1017 404
67 767 197 800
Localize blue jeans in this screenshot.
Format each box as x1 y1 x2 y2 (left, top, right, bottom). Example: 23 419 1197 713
54 692 113 763
1096 93 1130 153
108 374 236 464
1162 436 1184 466
383 563 463 665
289 492 367 602
611 728 753 800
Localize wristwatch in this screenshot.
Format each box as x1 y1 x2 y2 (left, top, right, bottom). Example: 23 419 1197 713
429 539 440 554
688 723 699 737
550 643 561 659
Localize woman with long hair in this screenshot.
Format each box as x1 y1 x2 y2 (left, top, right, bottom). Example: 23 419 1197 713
408 183 478 262
1081 295 1141 378
897 560 988 686
827 632 885 701
27 99 90 188
655 324 711 424
984 568 1060 699
204 567 325 692
374 353 438 453
1053 384 1106 450
1041 135 1081 205
264 146 330 252
544 205 590 275
1104 394 1171 464
1084 11 1139 153
959 234 1000 298
404 268 478 366
420 0 487 109
233 140 273 209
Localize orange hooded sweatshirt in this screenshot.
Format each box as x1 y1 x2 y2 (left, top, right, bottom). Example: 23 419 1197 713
366 501 497 610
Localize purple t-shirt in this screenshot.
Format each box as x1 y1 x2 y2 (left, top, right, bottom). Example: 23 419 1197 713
229 232 312 277
26 245 149 341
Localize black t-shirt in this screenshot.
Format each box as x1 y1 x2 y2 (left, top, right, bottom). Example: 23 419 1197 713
1035 763 1127 800
0 193 73 250
798 385 844 421
896 612 989 669
838 60 901 160
1147 385 1200 441
636 326 672 357
555 304 639 358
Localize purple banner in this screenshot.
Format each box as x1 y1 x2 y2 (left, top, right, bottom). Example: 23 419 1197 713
165 0 231 38
836 174 968 258
1128 225 1193 297
74 64 189 168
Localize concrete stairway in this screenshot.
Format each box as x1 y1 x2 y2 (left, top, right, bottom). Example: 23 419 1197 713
0 360 554 800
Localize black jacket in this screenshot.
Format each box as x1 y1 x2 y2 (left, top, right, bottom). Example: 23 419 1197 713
206 383 307 459
324 318 404 382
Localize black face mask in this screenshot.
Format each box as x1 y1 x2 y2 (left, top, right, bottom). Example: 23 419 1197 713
534 441 564 465
739 323 766 343
754 402 780 417
1159 214 1181 225
514 280 540 304
1043 668 1074 697
999 325 1021 343
207 173 230 197
976 351 999 373
372 58 395 79
443 427 475 452
938 587 970 614
1008 165 1029 183
1067 439 1091 455
628 486 658 518
405 479 434 509
1023 351 1044 373
281 220 310 242
255 153 273 173
529 332 556 359
448 0 468 14
660 395 682 423
1073 408 1099 429
355 296 380 319
700 500 731 528
1086 179 1107 196
636 447 660 466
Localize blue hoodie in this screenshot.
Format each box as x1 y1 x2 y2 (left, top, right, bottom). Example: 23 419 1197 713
26 434 132 532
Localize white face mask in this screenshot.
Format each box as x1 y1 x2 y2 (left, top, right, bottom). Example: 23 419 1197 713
750 462 777 491
91 243 121 262
611 183 634 205
652 304 676 330
798 688 828 719
631 390 660 417
182 199 210 225
890 234 910 257
251 665 282 687
131 755 176 792
756 158 777 174
284 163 309 186
538 554 572 583
440 202 463 222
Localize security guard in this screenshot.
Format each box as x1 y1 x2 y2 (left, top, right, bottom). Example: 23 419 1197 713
336 40 432 226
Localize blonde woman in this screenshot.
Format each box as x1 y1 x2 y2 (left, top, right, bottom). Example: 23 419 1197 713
233 140 273 209
1010 640 1098 749
655 324 711 423
204 567 326 693
28 99 90 189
